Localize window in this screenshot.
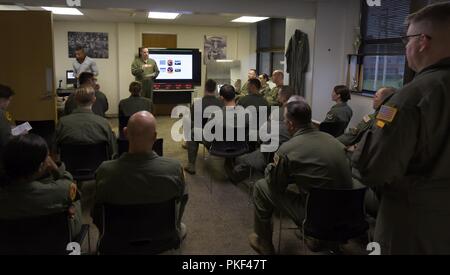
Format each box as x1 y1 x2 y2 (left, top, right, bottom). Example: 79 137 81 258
362 55 406 92
256 18 286 76
356 0 411 95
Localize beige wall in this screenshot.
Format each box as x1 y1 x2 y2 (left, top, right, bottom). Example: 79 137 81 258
53 21 256 115
53 21 119 114
285 18 316 105
311 0 373 126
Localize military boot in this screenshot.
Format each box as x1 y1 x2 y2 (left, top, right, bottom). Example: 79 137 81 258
248 217 275 255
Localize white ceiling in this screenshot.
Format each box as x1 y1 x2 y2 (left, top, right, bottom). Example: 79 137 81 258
54 9 254 27
1 0 318 23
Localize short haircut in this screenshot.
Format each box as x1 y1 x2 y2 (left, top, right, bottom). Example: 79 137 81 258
379 86 397 96
2 134 48 182
79 72 95 86
279 85 294 99
260 73 269 82
75 86 96 106
249 69 257 74
248 78 261 90
205 79 217 93
334 85 351 102
273 70 284 78
219 84 236 101
129 81 142 96
286 101 312 126
287 95 306 104
75 45 84 52
406 2 450 30
0 84 15 99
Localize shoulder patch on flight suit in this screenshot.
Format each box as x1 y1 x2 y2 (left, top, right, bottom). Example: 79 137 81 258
5 111 12 123
376 120 386 129
377 105 398 123
69 183 78 201
326 113 334 121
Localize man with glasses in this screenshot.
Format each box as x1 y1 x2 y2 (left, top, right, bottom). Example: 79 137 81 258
352 2 450 255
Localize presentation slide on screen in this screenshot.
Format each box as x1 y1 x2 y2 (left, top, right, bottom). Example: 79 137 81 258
150 54 193 80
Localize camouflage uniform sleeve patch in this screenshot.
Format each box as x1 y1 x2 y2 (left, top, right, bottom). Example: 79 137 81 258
377 105 398 123
68 183 78 201
5 112 13 123
376 120 386 129
363 115 371 123
273 153 280 166
326 113 334 121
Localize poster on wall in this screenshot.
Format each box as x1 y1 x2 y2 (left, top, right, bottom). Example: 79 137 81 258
68 31 109 59
203 35 227 64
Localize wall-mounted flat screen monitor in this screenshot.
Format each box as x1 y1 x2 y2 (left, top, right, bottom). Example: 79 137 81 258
148 48 201 85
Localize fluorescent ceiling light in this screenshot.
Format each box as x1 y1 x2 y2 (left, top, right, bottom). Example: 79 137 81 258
0 5 27 11
42 7 83 15
216 60 234 63
232 16 269 23
148 11 180 19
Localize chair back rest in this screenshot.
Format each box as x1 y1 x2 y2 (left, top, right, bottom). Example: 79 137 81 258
118 116 130 138
303 187 368 242
60 142 110 177
94 198 179 254
0 212 70 255
209 124 249 157
319 121 348 137
16 120 55 147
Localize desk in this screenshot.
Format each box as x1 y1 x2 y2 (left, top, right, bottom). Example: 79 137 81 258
56 88 75 97
153 89 194 115
153 89 193 104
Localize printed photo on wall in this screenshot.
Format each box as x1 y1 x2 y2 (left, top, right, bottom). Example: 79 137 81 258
68 31 109 58
204 35 227 64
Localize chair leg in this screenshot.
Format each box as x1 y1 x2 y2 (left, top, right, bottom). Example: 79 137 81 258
203 144 207 161
209 172 213 195
302 227 307 255
247 167 253 205
207 156 215 195
87 227 91 255
277 211 283 254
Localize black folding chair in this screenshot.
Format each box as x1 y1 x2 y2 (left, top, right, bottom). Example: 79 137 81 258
319 121 349 137
118 116 130 139
16 120 55 148
59 142 110 183
278 187 369 254
117 138 163 157
208 126 249 194
0 212 89 255
93 198 180 255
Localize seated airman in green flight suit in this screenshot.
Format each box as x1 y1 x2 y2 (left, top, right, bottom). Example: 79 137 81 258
323 85 353 129
249 101 353 255
337 87 396 147
95 111 188 239
0 134 82 238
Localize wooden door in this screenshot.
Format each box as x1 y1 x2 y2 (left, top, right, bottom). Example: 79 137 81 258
0 11 56 122
142 33 177 49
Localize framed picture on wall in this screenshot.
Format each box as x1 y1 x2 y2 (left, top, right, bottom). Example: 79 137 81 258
68 31 109 59
204 35 227 64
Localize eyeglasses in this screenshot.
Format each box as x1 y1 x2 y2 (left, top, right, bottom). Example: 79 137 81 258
400 33 432 45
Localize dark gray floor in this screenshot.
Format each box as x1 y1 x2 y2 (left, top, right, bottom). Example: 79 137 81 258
79 116 369 255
